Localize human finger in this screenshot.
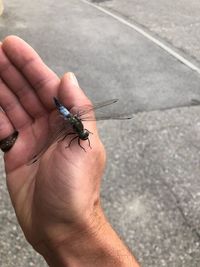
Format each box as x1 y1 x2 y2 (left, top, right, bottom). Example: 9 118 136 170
0 110 15 139
0 44 47 118
2 35 60 109
0 78 33 129
58 72 92 109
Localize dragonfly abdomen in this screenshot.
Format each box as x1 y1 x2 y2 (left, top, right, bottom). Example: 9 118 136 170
54 97 70 118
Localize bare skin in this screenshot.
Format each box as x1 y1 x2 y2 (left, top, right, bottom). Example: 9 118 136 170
0 36 140 267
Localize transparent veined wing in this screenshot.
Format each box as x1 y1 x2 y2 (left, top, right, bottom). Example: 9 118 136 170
72 99 118 117
80 113 133 121
27 116 72 165
71 99 132 121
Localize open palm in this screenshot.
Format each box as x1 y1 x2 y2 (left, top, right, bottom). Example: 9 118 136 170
0 36 105 250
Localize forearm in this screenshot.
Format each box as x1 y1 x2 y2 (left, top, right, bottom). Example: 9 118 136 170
40 207 140 267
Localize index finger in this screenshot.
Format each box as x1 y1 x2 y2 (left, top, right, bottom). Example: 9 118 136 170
58 73 98 135
2 35 60 109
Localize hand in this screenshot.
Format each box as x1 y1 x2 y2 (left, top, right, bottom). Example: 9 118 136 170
0 36 140 267
0 36 106 251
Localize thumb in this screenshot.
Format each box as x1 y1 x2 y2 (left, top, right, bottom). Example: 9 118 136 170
58 72 91 110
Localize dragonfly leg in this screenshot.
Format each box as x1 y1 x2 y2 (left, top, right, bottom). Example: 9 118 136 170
59 132 76 142
78 138 86 152
87 137 92 149
86 129 93 134
84 128 92 149
65 135 79 148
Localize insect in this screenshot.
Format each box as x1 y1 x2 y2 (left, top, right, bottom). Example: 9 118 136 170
29 97 132 164
53 97 92 150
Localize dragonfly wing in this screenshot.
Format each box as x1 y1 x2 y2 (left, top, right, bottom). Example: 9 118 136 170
71 99 118 117
76 99 133 121
81 113 133 121
27 117 72 165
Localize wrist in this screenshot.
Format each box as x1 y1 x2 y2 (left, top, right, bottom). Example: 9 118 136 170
37 205 140 267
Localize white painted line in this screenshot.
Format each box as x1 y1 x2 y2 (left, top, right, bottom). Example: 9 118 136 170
80 0 200 75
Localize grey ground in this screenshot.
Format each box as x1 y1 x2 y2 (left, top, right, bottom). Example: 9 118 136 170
1 0 200 266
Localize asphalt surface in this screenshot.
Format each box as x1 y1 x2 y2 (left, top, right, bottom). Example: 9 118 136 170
1 0 200 266
98 0 200 64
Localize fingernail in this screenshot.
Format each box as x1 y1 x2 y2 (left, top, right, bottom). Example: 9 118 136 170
68 72 79 87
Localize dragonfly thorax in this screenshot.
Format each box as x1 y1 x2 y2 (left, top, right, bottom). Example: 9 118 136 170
67 115 90 140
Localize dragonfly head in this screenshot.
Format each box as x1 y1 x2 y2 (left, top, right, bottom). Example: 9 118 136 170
79 129 90 140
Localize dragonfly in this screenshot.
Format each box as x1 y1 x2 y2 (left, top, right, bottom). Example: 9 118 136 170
29 97 132 164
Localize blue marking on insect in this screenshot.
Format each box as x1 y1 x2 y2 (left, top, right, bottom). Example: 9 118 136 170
54 97 70 118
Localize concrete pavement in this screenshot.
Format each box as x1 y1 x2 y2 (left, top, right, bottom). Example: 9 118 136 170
1 0 200 266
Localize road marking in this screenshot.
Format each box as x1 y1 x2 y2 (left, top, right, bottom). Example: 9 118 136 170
80 0 200 75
